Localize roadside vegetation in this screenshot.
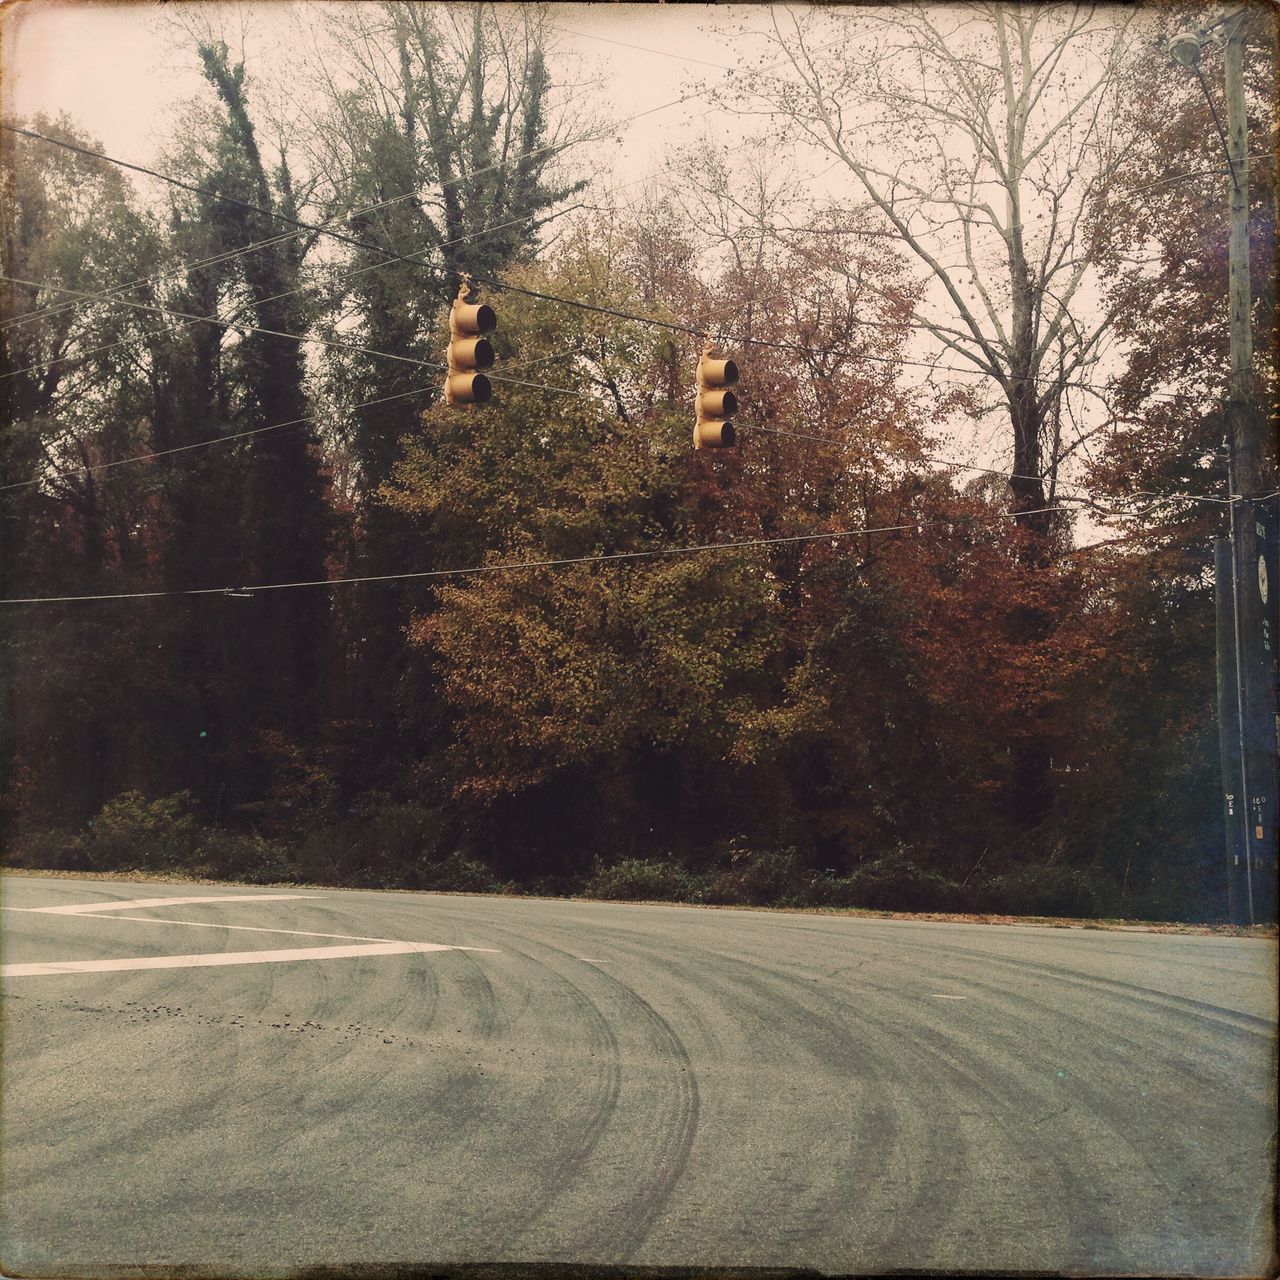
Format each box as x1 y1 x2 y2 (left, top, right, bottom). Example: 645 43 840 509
3 6 1275 925
3 789 1229 925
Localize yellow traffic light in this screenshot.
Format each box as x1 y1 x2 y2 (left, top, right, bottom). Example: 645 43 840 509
695 344 738 449
445 276 496 407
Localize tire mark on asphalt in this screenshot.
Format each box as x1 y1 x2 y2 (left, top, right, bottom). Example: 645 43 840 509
665 945 926 1260
374 917 627 1255
454 918 698 1263
692 941 1133 1268
911 965 1273 1272
858 932 1276 1040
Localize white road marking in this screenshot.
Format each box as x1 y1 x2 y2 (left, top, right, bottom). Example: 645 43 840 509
930 994 969 1000
2 940 496 978
72 912 399 944
575 958 607 963
5 893 323 916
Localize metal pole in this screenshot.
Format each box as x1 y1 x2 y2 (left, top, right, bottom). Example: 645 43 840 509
1226 465 1255 921
1223 15 1253 411
1215 536 1245 921
1221 10 1275 923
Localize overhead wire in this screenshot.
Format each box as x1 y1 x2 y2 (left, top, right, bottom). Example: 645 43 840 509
0 27 854 334
1 270 603 410
0 343 593 495
0 272 444 373
0 188 422 335
0 252 1236 511
0 28 785 329
9 15 1269 411
2 37 1248 514
0 273 1233 511
0 202 591 384
0 503 1075 605
1 123 1222 409
0 383 437 488
743 422 1237 508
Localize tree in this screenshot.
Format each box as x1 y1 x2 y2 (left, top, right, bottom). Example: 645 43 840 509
1 117 186 822
1071 7 1278 919
284 2 597 811
728 3 1141 543
380 249 783 874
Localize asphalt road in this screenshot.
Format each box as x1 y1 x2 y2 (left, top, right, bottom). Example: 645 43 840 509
2 873 1275 1277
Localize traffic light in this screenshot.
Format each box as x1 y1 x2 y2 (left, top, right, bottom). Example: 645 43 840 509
695 345 737 449
445 276 496 407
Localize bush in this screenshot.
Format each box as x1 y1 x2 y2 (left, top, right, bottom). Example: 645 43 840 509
407 851 503 893
4 827 90 871
194 830 295 883
84 790 199 871
704 848 813 906
585 857 703 902
980 866 1100 918
796 857 979 913
293 801 447 885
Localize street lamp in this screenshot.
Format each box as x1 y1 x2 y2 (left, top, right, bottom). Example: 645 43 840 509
1168 29 1202 68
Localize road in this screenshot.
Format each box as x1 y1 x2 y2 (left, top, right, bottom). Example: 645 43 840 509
2 873 1275 1277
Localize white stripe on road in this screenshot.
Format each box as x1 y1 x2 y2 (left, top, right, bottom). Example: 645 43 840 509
5 893 324 915
2 940 495 978
73 912 402 944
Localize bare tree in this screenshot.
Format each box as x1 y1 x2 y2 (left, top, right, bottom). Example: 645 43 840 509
730 2 1141 547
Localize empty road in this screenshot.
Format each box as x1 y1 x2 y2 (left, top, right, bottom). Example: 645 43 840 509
2 873 1275 1276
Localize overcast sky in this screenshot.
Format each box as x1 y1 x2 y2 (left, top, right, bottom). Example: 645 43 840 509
3 3 800 189
2 1 1162 525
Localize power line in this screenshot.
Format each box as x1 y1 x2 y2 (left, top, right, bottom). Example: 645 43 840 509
744 423 1236 507
0 44 747 324
0 23 775 335
1 271 597 407
554 16 1274 240
0 344 593 494
0 203 589 384
554 25 736 72
0 277 1230 508
0 190 422 335
0 504 1073 605
0 384 435 491
2 124 1216 409
0 271 442 374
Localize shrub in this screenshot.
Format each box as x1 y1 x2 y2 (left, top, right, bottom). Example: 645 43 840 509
408 851 503 894
586 857 702 902
293 801 447 885
980 866 1100 918
85 791 199 871
3 827 90 871
795 857 979 913
194 830 295 884
704 848 813 906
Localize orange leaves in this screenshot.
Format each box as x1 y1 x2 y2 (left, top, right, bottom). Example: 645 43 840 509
412 554 781 797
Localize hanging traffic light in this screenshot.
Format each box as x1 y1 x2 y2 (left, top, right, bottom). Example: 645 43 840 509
695 344 737 449
445 276 496 407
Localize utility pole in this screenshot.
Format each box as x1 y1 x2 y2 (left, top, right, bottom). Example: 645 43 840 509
1221 10 1277 925
1171 11 1278 923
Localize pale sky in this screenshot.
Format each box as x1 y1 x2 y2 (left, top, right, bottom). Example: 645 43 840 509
2 3 799 190
2 1 1165 529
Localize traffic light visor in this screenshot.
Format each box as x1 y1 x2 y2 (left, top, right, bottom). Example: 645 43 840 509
452 302 497 336
695 420 736 448
697 388 737 417
700 357 738 386
446 372 492 405
451 336 495 370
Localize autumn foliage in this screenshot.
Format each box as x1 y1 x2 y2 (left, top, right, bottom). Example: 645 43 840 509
2 7 1275 922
